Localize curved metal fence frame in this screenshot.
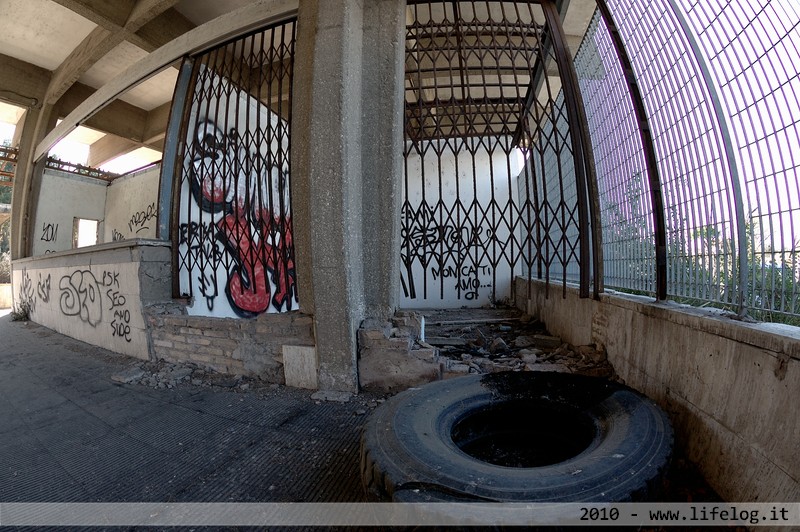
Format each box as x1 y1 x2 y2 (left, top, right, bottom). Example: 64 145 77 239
576 0 800 323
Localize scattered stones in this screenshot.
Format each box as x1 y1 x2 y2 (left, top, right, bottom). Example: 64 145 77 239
110 359 272 392
512 336 536 348
488 337 508 353
111 367 146 384
447 362 470 374
311 390 352 403
422 308 616 381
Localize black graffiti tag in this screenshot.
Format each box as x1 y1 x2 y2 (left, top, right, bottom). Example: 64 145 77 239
37 273 51 303
128 202 157 234
40 222 58 242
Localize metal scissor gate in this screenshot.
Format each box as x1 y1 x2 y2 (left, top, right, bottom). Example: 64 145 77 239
401 0 597 308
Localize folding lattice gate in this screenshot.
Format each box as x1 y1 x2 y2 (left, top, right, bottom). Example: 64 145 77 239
173 20 297 319
401 0 597 309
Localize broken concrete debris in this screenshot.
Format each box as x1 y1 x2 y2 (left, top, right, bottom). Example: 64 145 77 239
358 307 616 392
111 307 614 396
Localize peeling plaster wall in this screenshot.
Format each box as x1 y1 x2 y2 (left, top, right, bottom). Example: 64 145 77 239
11 241 171 360
104 165 160 242
31 170 108 256
515 277 800 502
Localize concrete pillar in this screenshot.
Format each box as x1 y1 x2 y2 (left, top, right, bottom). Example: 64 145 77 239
10 105 57 260
293 0 367 392
292 0 406 391
361 0 405 319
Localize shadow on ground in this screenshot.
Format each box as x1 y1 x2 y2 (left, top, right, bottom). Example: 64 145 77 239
0 310 732 531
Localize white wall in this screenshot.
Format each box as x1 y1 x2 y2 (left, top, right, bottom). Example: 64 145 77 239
401 142 524 308
32 170 107 256
104 165 160 242
11 245 153 360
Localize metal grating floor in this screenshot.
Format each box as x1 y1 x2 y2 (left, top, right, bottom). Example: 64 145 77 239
0 314 379 520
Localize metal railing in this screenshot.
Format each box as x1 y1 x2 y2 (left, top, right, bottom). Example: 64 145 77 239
3 146 119 184
44 157 119 182
573 0 800 323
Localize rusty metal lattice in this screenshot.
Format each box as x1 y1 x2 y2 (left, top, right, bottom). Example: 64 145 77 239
174 19 297 318
402 0 594 308
44 157 119 182
0 146 17 185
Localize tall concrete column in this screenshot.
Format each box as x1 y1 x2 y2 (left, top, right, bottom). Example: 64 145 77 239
293 0 367 392
361 0 405 319
292 0 406 391
10 105 57 260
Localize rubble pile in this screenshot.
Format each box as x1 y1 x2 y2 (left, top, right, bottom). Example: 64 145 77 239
419 308 616 380
113 307 616 394
111 359 269 392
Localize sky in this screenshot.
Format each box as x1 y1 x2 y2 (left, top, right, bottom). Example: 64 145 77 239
0 101 160 176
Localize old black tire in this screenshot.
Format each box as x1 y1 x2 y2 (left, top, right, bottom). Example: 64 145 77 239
361 372 673 502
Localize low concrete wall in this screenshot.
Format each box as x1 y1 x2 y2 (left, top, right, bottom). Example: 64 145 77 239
0 283 11 309
515 277 800 502
11 240 171 360
11 240 320 387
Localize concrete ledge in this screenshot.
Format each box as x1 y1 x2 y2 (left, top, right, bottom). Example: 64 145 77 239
13 238 171 268
515 276 800 502
10 246 163 360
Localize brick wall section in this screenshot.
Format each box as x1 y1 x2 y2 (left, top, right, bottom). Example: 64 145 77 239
145 304 315 383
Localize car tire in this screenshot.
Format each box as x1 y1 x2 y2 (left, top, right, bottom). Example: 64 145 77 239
361 372 673 502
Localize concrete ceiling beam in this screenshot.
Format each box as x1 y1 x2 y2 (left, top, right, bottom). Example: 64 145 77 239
142 102 171 145
45 26 117 105
49 0 136 29
86 134 139 168
57 83 148 142
38 0 300 159
0 53 50 109
126 0 181 32
43 0 183 106
132 9 196 53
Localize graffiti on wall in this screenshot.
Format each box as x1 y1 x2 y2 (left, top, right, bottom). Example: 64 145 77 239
400 203 494 302
60 270 103 326
40 222 58 254
128 202 156 235
18 268 36 313
37 273 51 303
56 268 132 341
41 223 58 243
179 117 297 318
